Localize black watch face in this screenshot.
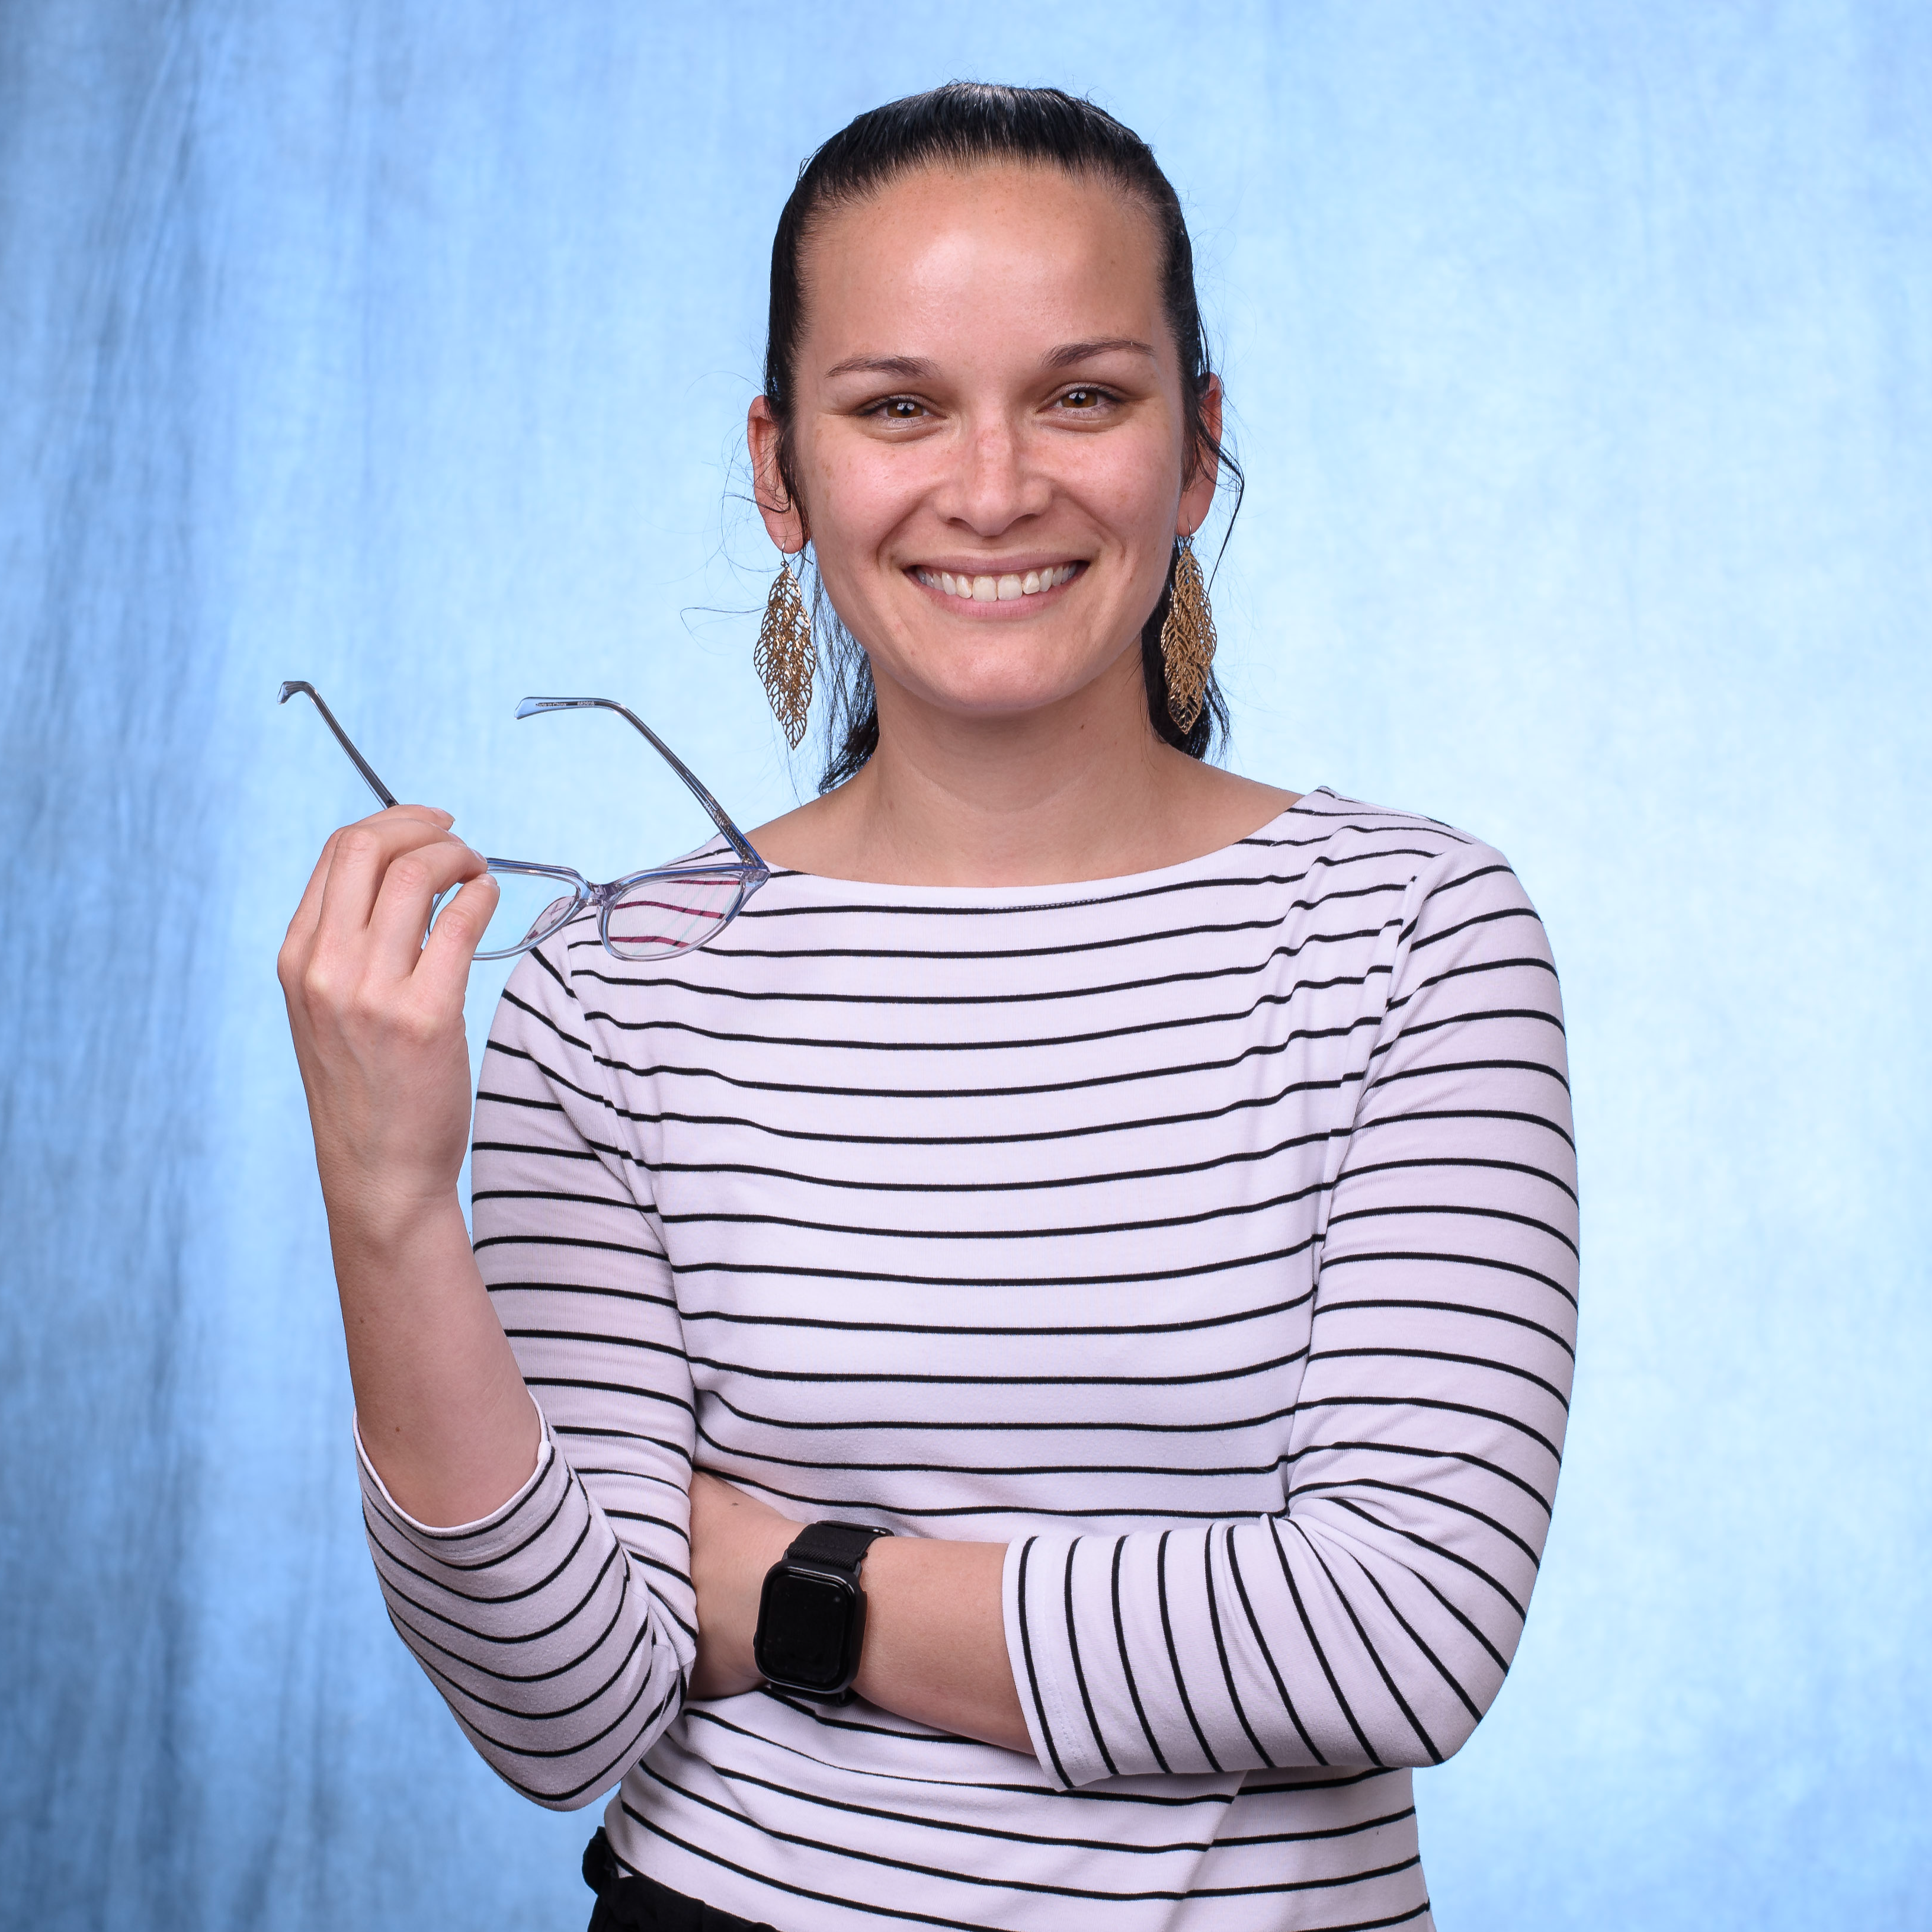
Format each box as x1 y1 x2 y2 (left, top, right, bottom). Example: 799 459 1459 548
757 1569 856 1689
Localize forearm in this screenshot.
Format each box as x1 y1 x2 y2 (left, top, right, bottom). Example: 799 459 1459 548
688 1476 1029 1753
281 804 538 1528
853 1535 1029 1752
330 1185 539 1528
346 954 711 1801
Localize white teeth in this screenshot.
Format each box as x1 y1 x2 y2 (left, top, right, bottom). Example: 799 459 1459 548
920 563 1079 601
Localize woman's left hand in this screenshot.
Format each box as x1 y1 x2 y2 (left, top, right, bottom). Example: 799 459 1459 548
687 1473 800 1700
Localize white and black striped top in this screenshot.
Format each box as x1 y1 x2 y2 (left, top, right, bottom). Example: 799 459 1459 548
358 790 1578 1931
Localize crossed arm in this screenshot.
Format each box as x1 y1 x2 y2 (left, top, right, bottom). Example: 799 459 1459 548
281 803 1027 1754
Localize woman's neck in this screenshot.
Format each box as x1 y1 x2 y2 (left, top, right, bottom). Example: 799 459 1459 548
751 651 1297 888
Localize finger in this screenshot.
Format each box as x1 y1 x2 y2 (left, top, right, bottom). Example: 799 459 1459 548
363 834 493 973
286 806 455 963
280 808 447 986
411 867 502 999
313 807 468 942
281 824 347 972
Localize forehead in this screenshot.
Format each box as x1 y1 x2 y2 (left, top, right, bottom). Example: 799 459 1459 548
797 162 1168 367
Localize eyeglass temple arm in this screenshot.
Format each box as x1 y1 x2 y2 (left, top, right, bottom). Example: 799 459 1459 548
515 697 765 869
278 681 400 810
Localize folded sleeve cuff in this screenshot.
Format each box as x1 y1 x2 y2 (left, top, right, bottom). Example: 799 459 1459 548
1004 1534 1109 1790
354 1406 560 1565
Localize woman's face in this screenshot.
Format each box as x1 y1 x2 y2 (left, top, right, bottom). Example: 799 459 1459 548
752 162 1219 730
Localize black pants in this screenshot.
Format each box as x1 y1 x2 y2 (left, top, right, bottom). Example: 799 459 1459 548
583 1828 778 1931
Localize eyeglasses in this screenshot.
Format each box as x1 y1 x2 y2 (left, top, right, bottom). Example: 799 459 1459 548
280 680 770 962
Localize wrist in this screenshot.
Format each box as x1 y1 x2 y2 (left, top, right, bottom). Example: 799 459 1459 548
687 1476 800 1702
752 1520 894 1703
848 1533 909 1706
322 1171 469 1264
748 1516 803 1601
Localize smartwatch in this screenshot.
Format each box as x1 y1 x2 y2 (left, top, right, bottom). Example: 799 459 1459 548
752 1520 893 1703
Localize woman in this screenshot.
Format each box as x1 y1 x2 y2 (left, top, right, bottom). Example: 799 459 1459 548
281 84 1577 1931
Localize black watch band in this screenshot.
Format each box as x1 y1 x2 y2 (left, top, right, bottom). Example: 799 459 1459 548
783 1521 893 1573
752 1520 892 1704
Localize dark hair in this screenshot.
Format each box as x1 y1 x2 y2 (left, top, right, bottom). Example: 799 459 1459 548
761 82 1239 792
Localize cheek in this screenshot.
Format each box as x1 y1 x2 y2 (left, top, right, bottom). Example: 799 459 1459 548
1059 424 1185 541
801 438 914 563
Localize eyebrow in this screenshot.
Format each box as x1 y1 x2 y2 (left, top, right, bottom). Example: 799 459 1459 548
1043 337 1156 369
822 338 1158 382
824 353 937 381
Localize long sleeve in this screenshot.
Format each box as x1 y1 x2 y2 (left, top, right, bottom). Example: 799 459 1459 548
1004 844 1578 1787
357 941 697 1809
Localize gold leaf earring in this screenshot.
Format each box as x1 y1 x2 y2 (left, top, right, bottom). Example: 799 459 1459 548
755 548 815 749
1159 533 1217 731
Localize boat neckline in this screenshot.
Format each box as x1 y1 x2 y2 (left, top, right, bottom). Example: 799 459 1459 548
751 793 1328 905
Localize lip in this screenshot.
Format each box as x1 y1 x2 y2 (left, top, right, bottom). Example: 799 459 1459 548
912 555 1087 577
907 559 1088 610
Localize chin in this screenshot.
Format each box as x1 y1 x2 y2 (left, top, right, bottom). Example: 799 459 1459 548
886 632 1131 719
899 651 1091 713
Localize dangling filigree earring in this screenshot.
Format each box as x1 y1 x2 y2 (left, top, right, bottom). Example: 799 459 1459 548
1159 533 1217 731
755 548 815 749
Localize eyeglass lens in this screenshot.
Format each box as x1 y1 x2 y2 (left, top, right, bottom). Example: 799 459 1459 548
431 873 583 961
603 870 747 961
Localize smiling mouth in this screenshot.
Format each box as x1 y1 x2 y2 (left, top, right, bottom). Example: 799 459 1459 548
913 562 1084 604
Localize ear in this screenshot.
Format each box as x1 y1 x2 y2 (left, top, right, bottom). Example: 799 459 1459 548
748 396 808 552
1178 374 1224 539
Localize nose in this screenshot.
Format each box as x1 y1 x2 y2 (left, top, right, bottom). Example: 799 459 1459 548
937 413 1052 536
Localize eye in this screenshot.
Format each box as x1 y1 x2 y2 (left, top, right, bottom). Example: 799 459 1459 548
873 396 928 422
1053 385 1118 415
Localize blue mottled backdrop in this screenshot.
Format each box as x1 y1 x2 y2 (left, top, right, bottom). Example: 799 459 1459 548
2 3 1926 1926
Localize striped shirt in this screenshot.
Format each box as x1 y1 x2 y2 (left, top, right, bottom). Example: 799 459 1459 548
357 790 1578 1930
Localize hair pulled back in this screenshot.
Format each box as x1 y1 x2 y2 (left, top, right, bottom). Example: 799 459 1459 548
761 82 1238 792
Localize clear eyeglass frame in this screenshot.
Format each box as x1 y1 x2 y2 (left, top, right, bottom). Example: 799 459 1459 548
280 680 771 962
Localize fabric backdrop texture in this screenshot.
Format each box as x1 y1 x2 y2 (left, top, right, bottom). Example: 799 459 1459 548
1 2 1925 1928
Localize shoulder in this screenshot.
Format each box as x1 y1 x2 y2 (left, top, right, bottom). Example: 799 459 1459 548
489 922 592 1049
1258 788 1545 934
1251 787 1501 876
